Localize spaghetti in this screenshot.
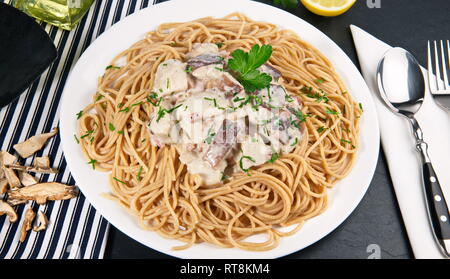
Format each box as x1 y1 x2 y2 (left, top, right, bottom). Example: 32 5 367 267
77 13 361 251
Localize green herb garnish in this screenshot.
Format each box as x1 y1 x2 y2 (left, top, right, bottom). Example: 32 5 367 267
87 159 97 170
239 155 256 174
76 111 83 120
326 108 339 115
290 138 298 147
137 166 143 181
106 65 121 70
314 78 325 84
317 126 327 133
113 177 126 184
228 44 273 92
109 123 115 132
185 66 193 73
268 151 279 163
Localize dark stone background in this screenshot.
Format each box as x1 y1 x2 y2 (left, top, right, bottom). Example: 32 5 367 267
105 0 450 259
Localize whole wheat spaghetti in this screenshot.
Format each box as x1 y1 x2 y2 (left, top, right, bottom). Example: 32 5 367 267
77 13 361 251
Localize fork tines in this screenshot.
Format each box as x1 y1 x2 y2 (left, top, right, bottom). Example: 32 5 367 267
427 40 450 94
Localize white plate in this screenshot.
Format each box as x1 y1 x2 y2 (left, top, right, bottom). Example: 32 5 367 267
60 0 380 259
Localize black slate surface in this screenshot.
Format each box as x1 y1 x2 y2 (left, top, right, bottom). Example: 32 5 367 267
105 0 450 259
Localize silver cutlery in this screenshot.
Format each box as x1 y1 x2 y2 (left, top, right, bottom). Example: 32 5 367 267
377 47 450 257
427 40 450 110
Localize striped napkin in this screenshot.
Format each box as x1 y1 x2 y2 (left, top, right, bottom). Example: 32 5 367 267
0 0 158 259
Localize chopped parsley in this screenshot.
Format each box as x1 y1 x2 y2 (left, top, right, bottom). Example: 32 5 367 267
156 104 182 122
76 110 83 120
185 66 193 73
268 151 279 163
215 42 225 48
317 126 328 133
205 129 216 144
340 139 356 148
239 155 256 174
290 138 298 146
326 108 339 115
80 130 94 139
87 159 97 170
137 166 143 181
118 130 124 135
314 78 325 84
359 103 364 111
106 65 121 70
221 172 229 182
119 107 130 113
131 101 143 107
113 177 126 184
109 123 115 132
285 94 294 103
95 94 104 102
74 134 80 144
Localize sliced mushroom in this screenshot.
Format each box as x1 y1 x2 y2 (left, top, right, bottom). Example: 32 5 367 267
0 200 18 223
203 120 239 168
0 178 8 194
5 164 58 174
13 127 58 158
0 151 17 178
33 156 50 169
7 182 78 205
2 167 22 189
187 54 224 70
20 208 36 242
18 172 38 187
33 211 49 232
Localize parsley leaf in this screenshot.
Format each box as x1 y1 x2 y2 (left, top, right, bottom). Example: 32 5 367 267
228 44 273 92
273 0 298 9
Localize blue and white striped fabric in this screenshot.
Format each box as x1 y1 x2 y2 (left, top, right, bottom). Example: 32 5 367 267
0 0 159 259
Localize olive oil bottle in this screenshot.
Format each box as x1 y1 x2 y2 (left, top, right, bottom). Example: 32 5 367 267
11 0 94 31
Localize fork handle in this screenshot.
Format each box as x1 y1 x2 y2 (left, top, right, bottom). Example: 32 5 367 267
411 116 450 256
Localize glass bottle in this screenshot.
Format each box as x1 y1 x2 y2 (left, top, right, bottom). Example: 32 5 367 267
11 0 94 31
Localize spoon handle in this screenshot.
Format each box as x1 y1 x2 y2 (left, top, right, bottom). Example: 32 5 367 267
410 117 450 257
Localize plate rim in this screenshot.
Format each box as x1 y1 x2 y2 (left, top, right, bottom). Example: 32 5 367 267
60 0 380 259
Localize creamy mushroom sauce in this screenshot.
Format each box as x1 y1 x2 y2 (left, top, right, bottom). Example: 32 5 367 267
148 43 304 185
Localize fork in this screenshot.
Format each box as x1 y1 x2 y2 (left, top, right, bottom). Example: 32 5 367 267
427 40 450 110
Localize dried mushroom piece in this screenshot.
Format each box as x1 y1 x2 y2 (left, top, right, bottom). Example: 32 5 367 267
20 208 36 242
18 172 38 187
7 198 27 206
0 178 8 194
33 211 49 232
34 156 50 169
0 151 17 178
2 167 22 189
5 164 58 174
0 200 18 223
7 182 78 205
13 127 58 158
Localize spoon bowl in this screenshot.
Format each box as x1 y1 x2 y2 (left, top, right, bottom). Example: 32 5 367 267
377 47 425 117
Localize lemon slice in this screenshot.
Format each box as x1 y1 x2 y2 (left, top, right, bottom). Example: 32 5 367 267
300 0 356 17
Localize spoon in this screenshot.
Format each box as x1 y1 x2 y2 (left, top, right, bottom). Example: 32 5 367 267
377 47 450 257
